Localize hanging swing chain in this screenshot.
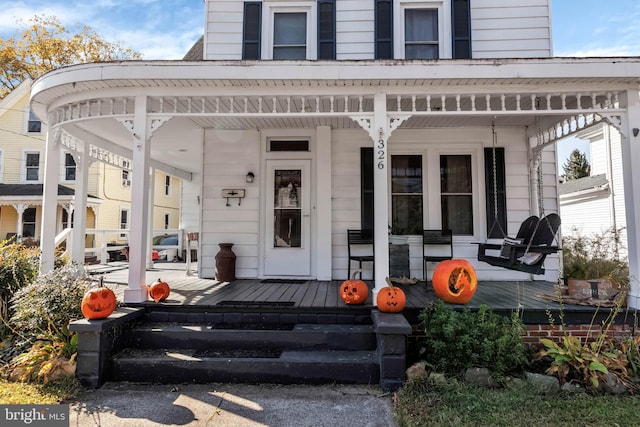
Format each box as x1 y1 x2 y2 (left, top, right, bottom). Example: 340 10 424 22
488 122 506 239
535 112 545 217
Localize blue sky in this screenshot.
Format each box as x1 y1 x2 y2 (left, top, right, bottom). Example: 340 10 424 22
2 0 638 169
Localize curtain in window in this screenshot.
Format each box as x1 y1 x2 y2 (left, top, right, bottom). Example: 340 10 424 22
274 13 307 59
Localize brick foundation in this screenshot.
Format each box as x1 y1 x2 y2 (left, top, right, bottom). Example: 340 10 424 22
522 323 638 345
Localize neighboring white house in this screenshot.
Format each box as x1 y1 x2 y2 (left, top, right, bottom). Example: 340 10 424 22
559 124 628 258
29 0 640 309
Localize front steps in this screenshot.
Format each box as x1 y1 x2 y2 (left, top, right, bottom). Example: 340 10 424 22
70 307 412 391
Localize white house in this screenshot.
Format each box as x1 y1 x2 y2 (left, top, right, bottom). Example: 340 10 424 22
29 0 640 309
559 124 628 259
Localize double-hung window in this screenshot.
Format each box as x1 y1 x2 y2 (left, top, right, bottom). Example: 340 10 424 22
65 153 76 181
405 8 439 59
273 12 307 59
27 110 41 133
25 152 40 182
440 154 473 235
23 208 36 238
391 155 423 235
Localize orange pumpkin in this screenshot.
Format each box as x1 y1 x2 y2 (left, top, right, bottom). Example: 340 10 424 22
432 259 478 304
81 283 117 320
376 277 406 313
340 269 369 305
149 278 171 303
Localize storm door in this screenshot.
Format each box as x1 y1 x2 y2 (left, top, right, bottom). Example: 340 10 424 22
264 160 311 276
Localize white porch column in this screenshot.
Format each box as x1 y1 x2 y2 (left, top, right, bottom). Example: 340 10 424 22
372 93 390 300
71 143 90 265
146 167 155 270
125 96 152 303
620 90 640 309
316 126 332 280
12 203 28 238
40 129 60 273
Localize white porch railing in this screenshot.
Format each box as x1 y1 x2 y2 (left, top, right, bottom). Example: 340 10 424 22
54 228 185 264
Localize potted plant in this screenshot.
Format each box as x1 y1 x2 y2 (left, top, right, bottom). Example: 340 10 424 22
562 227 629 301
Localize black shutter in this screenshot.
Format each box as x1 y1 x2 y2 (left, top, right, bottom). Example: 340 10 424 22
318 0 336 59
375 0 393 59
361 147 375 232
452 0 471 59
243 2 262 60
484 147 507 238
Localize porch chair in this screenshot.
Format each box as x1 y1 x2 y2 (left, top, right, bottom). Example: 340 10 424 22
347 229 374 279
423 229 453 282
477 213 561 275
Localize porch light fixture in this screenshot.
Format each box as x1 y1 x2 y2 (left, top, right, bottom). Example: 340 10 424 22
246 172 255 183
634 128 639 137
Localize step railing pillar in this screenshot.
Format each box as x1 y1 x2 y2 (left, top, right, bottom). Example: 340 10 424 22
372 310 412 392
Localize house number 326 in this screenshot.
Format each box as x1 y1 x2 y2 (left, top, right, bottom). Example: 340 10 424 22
377 139 386 169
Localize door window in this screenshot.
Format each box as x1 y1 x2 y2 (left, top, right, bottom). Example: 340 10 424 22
273 170 302 247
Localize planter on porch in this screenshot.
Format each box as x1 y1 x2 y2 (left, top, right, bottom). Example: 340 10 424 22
215 243 236 282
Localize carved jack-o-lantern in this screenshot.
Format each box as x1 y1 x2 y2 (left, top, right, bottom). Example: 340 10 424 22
432 259 478 304
81 285 117 320
149 278 171 303
340 269 369 305
376 277 406 313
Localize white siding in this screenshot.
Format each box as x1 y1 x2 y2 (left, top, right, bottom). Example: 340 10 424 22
336 0 374 59
200 129 261 278
471 0 552 58
204 0 245 60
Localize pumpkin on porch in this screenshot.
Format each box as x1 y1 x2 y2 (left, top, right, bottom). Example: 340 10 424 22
432 259 478 304
376 277 406 313
340 269 369 305
149 278 171 303
81 282 117 320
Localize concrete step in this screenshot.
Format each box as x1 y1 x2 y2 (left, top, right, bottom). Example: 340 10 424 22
109 348 379 385
128 323 377 351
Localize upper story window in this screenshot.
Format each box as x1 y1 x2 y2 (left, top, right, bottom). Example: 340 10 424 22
243 1 332 60
405 8 439 59
376 0 471 60
164 175 171 196
27 110 41 133
25 152 40 182
273 12 307 59
65 153 76 181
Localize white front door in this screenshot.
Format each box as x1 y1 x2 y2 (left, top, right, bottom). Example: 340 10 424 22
264 160 311 276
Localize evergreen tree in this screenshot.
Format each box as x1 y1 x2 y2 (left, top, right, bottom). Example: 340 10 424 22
562 149 591 180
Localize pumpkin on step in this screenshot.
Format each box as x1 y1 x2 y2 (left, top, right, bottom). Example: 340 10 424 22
376 277 406 313
81 278 117 320
149 278 171 303
340 269 369 305
432 259 477 304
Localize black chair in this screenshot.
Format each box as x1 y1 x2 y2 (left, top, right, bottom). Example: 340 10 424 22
423 229 453 281
347 229 374 279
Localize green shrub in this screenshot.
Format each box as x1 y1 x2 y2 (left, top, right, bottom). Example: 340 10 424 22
10 263 91 345
419 301 528 378
0 239 41 337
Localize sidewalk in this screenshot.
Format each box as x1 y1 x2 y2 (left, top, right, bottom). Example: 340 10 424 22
69 382 397 427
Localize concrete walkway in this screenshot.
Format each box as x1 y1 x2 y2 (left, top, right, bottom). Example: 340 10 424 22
69 382 397 427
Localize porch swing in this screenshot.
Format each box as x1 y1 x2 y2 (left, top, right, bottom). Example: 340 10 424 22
477 121 561 275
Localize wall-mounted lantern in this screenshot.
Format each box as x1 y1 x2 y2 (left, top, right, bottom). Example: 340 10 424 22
246 172 255 183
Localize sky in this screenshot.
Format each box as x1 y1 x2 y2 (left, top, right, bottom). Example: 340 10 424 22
2 0 638 169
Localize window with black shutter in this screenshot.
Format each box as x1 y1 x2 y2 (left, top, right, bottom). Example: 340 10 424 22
484 147 507 238
375 0 393 59
452 0 471 59
318 0 335 59
243 2 262 60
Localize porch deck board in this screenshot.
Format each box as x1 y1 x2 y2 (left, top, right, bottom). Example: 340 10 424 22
96 263 622 325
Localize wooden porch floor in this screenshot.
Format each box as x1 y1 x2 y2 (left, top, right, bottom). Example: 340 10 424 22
90 261 626 325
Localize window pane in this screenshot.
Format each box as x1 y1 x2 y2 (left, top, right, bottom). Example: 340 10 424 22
441 195 473 235
405 9 438 42
440 155 471 193
391 155 422 193
273 169 302 248
406 45 438 60
392 195 423 235
26 153 39 166
273 46 307 59
274 13 306 45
